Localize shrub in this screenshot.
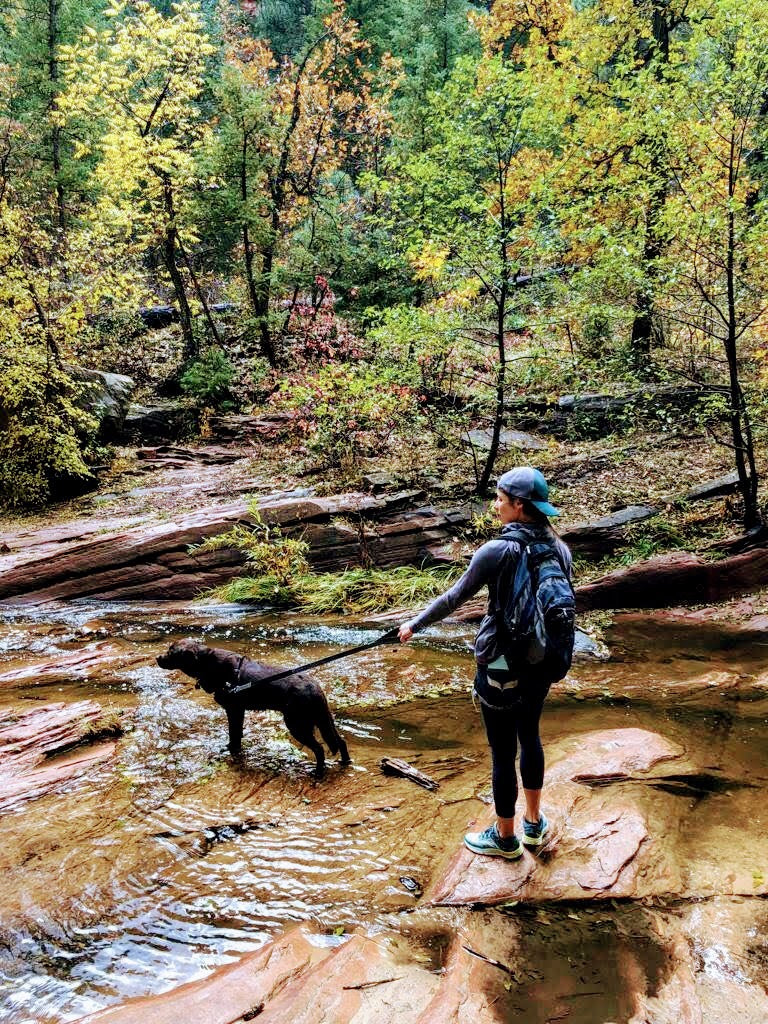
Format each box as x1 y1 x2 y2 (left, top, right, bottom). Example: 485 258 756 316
180 347 235 409
0 346 98 510
272 363 423 469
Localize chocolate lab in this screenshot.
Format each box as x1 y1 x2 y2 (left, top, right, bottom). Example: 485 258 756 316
156 638 350 775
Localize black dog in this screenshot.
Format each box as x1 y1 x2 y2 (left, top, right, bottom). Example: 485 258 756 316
156 638 350 775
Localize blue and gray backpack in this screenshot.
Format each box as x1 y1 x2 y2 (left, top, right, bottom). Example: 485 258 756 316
499 530 576 683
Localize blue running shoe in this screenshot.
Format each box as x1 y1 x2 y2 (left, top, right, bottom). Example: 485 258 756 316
463 824 523 859
522 812 549 847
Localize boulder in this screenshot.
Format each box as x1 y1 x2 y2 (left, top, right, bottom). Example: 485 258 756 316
65 363 135 439
122 401 195 442
0 701 121 811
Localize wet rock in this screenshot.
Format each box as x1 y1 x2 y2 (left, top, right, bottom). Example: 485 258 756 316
0 701 120 811
0 641 144 686
70 925 332 1024
577 545 768 611
122 401 195 442
0 492 470 603
254 932 439 1024
71 927 439 1024
135 445 245 466
426 728 687 907
675 899 768 1024
417 906 696 1024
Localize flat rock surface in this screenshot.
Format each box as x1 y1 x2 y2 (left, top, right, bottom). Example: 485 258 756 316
0 641 144 687
427 728 688 907
0 701 119 811
71 924 333 1024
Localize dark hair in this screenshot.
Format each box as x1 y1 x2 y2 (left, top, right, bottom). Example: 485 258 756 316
519 497 561 537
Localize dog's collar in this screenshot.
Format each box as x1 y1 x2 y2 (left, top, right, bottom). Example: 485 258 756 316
194 654 247 692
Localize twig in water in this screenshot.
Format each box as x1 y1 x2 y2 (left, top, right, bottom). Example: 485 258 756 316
342 976 402 990
462 945 516 977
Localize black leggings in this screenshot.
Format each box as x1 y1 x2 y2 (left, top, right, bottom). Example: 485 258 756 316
479 684 548 819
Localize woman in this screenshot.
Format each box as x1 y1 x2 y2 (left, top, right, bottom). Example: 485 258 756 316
398 467 572 859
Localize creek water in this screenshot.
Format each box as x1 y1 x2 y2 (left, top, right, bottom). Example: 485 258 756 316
1 604 768 1022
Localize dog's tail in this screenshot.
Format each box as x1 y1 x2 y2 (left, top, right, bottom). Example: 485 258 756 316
317 693 350 762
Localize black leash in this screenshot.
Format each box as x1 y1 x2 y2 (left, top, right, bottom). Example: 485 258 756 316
226 626 401 695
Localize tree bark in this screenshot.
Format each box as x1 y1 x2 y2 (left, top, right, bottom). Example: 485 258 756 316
161 178 196 362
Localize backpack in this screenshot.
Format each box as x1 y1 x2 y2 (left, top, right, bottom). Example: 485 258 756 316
498 530 576 683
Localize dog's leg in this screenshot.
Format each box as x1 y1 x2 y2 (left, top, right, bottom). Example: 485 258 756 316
284 713 326 777
225 705 245 755
317 698 351 765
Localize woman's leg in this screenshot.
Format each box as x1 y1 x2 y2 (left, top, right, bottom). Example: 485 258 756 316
480 702 519 835
517 688 547 824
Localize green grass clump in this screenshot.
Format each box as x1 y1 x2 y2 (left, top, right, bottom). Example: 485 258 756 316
209 564 462 614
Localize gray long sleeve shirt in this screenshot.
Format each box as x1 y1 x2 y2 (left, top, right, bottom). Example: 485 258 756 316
407 522 572 664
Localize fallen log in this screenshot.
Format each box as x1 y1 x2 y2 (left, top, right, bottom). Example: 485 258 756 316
380 757 439 791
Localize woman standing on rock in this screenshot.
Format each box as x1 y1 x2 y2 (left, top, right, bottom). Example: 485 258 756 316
398 467 573 859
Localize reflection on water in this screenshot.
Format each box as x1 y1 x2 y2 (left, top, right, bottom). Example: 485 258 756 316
1 605 768 1022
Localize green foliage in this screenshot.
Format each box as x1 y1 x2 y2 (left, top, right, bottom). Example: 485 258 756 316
193 503 311 600
0 348 97 510
213 563 462 613
180 348 236 409
195 497 462 611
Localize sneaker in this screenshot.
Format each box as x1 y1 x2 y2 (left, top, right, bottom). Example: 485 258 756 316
463 824 523 860
522 812 549 847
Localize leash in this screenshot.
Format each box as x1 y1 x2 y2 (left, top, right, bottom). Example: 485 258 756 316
226 626 401 695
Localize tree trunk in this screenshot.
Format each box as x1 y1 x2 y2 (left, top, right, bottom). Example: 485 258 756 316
724 199 760 528
161 179 196 362
47 0 66 238
477 286 507 495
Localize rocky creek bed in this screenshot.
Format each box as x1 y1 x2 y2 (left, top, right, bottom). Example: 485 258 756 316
1 603 767 1023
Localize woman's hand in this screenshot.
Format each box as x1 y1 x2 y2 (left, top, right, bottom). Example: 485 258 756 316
398 624 414 643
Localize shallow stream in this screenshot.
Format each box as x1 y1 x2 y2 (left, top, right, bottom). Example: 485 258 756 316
1 604 768 1022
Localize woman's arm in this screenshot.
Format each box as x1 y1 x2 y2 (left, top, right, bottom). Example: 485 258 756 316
398 542 505 642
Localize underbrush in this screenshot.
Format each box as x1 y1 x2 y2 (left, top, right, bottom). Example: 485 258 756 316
192 500 462 613
210 563 463 614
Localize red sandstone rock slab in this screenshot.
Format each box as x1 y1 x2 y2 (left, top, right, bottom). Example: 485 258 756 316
0 642 143 686
426 729 686 907
255 932 439 1024
71 925 332 1024
0 489 461 603
577 546 768 611
0 701 120 811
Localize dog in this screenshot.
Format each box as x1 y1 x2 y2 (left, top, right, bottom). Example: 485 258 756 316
156 638 350 775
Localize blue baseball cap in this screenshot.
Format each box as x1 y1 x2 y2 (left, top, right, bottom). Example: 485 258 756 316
497 467 560 517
